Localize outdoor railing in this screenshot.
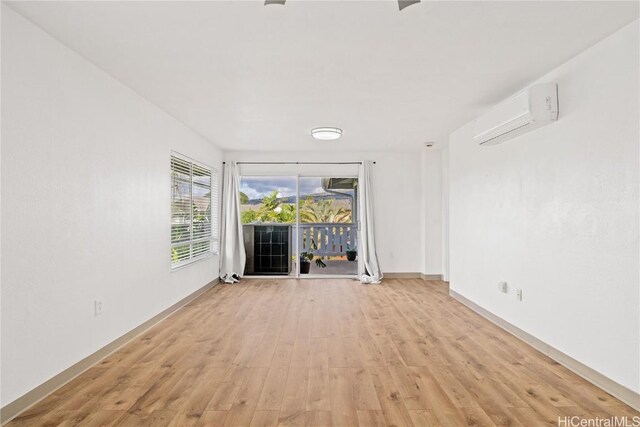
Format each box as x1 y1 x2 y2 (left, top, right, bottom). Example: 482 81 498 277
298 223 357 257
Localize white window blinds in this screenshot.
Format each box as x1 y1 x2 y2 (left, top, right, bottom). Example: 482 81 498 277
171 153 219 268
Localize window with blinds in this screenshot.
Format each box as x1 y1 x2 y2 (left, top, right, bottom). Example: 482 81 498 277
171 153 219 268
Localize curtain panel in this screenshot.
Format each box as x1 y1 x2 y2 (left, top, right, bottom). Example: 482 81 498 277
219 161 246 283
358 160 383 283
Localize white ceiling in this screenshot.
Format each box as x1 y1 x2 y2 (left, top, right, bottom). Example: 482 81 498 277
7 1 639 151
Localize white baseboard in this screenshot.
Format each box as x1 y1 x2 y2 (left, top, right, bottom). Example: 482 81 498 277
383 272 422 278
449 289 640 411
421 274 444 281
1 278 219 425
382 273 444 280
238 273 446 281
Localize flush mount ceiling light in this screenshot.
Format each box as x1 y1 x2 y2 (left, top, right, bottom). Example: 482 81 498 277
265 0 420 11
398 0 421 11
311 127 342 141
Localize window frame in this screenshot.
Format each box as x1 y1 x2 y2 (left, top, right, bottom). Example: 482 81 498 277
170 151 219 270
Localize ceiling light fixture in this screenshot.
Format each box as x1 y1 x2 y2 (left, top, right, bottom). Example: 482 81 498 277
311 127 342 141
265 0 420 11
398 0 421 11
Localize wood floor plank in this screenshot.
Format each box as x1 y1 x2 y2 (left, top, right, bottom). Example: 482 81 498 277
206 366 248 411
277 367 309 426
114 409 176 426
304 410 332 427
272 343 294 367
309 337 329 368
353 368 381 411
306 366 331 412
408 409 439 427
172 366 228 422
197 411 228 427
250 410 280 427
368 366 416 427
257 366 289 411
224 368 269 427
329 368 359 427
8 279 639 427
356 410 388 427
126 367 188 417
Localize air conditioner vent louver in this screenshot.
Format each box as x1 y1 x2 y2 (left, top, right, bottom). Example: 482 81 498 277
474 83 558 146
478 122 532 146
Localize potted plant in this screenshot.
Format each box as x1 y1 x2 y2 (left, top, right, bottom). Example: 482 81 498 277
346 244 357 262
299 239 326 274
299 251 313 274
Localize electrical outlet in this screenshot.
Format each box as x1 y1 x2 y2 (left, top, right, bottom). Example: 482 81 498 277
516 289 523 301
498 282 508 293
94 300 103 316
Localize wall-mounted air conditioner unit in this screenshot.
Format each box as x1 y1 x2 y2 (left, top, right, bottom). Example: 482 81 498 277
473 83 558 146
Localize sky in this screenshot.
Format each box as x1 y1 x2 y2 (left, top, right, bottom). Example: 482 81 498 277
239 177 325 200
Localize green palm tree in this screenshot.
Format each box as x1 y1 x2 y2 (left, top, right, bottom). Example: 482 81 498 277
299 197 350 223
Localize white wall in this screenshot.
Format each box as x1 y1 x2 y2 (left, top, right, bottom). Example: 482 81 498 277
1 6 222 406
225 150 423 274
448 20 639 393
441 143 450 282
422 149 443 275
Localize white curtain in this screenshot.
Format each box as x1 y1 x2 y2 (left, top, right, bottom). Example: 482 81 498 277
219 161 246 283
358 160 383 284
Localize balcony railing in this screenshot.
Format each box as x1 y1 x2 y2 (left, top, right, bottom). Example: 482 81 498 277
298 223 357 257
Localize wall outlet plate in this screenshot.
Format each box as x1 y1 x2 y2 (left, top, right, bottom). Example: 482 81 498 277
94 300 103 316
498 282 508 293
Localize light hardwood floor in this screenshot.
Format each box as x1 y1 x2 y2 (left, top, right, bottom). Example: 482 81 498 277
8 279 639 426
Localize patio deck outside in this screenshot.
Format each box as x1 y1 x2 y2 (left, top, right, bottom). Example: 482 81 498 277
308 258 358 275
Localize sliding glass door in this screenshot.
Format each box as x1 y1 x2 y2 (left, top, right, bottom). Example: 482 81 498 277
239 174 358 278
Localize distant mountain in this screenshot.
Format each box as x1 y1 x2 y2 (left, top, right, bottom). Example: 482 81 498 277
247 192 352 205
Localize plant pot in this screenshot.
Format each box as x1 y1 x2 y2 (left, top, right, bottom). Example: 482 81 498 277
300 260 311 274
346 250 357 262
